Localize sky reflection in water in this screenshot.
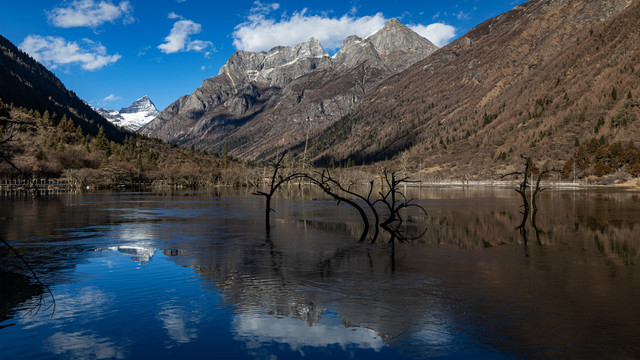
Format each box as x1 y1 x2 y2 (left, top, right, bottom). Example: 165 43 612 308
1 189 640 359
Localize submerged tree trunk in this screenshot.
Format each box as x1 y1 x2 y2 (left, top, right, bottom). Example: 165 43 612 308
252 152 304 233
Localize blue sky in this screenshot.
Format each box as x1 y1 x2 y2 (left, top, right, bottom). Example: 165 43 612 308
0 0 525 111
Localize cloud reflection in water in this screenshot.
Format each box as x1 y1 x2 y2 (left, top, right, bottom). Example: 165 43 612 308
232 312 385 354
46 330 127 360
156 302 201 347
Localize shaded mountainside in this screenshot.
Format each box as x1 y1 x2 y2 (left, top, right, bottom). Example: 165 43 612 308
0 35 127 141
308 0 638 178
140 19 437 160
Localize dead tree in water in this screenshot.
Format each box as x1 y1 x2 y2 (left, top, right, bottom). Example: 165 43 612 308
531 168 555 211
252 152 305 233
376 170 428 243
501 155 533 212
501 156 555 247
501 156 557 211
303 170 379 242
253 157 428 243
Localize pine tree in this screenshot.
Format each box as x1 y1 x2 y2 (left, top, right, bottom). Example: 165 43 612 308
41 110 51 127
135 155 144 173
93 126 111 155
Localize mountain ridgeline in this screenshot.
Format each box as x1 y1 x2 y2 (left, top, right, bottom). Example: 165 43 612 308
307 0 639 177
0 35 127 142
140 19 438 160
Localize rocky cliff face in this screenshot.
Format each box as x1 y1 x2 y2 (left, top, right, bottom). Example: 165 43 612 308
96 95 159 131
140 19 437 160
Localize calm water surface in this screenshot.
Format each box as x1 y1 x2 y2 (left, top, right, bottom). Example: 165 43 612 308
1 187 640 359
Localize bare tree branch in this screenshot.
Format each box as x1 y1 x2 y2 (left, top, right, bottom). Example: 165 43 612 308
252 152 306 233
374 169 428 242
1 236 56 317
302 170 372 243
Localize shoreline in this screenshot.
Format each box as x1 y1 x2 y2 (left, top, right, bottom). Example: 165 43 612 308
405 179 640 190
2 177 639 195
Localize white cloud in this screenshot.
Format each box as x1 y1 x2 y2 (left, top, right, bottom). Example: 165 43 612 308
47 0 134 28
168 12 182 20
409 23 457 47
102 94 121 101
186 39 210 52
249 1 280 20
232 9 386 52
20 35 121 71
232 3 458 52
455 11 471 21
158 19 214 54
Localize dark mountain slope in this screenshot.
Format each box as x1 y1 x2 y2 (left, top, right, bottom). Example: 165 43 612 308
0 35 127 141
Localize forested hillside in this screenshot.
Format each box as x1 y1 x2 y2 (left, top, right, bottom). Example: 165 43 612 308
0 35 125 142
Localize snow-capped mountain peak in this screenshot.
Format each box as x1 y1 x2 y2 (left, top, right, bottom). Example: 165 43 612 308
95 95 159 131
120 95 157 114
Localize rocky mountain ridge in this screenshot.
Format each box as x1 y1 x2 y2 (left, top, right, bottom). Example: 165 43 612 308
307 0 638 178
95 95 159 131
140 19 438 159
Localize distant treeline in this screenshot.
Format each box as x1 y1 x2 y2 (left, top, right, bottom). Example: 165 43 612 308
563 137 640 179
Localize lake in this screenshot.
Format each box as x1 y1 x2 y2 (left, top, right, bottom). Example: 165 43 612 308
1 187 640 359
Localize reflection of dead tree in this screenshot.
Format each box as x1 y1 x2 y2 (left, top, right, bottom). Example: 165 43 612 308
0 236 56 317
303 170 378 242
252 152 305 233
502 156 556 248
529 168 556 246
375 170 428 243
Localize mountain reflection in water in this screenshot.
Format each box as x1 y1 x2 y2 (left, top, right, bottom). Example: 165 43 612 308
0 188 639 359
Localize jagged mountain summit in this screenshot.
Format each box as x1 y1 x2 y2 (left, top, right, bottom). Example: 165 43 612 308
95 95 159 131
140 19 437 160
